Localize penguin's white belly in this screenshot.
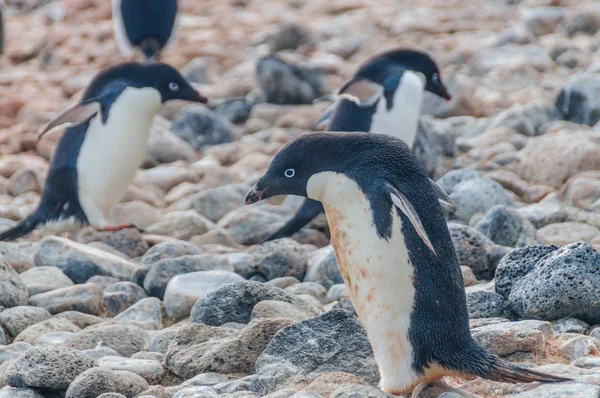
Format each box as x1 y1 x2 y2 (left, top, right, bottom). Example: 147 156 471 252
77 87 161 228
307 171 418 394
370 70 425 149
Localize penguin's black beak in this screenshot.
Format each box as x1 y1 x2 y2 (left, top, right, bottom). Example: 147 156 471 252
441 85 452 101
245 184 265 205
184 88 209 104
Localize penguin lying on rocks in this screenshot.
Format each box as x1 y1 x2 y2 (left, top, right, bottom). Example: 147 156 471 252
0 62 207 241
262 49 452 242
246 132 569 396
112 0 178 60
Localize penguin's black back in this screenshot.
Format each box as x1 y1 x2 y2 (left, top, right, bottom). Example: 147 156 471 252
120 0 177 56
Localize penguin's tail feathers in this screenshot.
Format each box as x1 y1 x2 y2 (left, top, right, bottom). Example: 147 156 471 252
484 358 571 384
0 212 42 241
139 38 162 61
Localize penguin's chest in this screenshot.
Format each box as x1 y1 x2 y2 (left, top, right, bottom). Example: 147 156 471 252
308 172 418 385
77 88 161 223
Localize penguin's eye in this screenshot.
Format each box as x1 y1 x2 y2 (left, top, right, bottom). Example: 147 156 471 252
432 73 439 82
284 168 295 178
169 82 180 92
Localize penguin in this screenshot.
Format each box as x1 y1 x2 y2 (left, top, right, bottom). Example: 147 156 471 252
246 132 568 396
262 49 452 242
0 62 207 241
112 0 178 60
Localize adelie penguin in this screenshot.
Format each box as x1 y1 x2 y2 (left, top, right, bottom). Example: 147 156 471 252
262 49 452 242
246 133 568 396
0 62 207 241
112 0 178 60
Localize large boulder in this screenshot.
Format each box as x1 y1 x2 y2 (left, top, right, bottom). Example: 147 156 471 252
0 257 27 308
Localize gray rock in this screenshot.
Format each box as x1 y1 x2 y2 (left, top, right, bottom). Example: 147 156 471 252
512 382 600 397
87 275 120 290
556 74 600 126
466 291 505 319
448 223 501 280
147 125 198 164
471 44 553 74
516 203 567 229
330 385 387 398
14 318 80 344
34 237 137 283
146 210 216 241
148 326 184 354
488 101 560 137
553 318 589 334
180 372 230 387
144 254 232 299
509 242 600 323
18 266 73 296
114 298 162 330
97 394 127 398
172 387 219 398
218 206 291 246
131 351 164 362
559 336 598 361
182 58 212 84
285 283 327 303
0 329 4 345
33 331 74 346
53 311 105 329
81 229 149 259
0 243 38 274
523 7 565 36
447 177 514 223
66 324 149 357
474 205 538 247
436 169 481 195
253 310 378 395
166 319 292 379
494 245 558 298
326 284 347 303
256 54 329 105
0 306 51 338
164 270 244 319
266 23 314 52
413 121 453 177
0 343 31 365
251 300 311 323
0 387 45 398
172 105 238 150
28 283 101 315
537 222 600 247
134 240 202 286
213 98 253 125
101 282 147 317
65 368 149 398
303 246 343 290
566 10 600 36
5 345 95 390
267 277 300 290
82 347 121 361
98 356 164 384
471 320 553 357
250 239 308 281
191 281 317 326
191 184 248 223
0 258 27 309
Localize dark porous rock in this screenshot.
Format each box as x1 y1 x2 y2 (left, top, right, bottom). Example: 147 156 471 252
66 324 150 357
250 239 308 281
0 306 50 338
471 320 553 357
144 254 232 299
14 318 80 344
18 266 74 297
466 291 505 319
256 54 329 105
172 105 238 150
213 98 254 125
65 368 148 398
5 345 95 390
97 356 164 385
134 240 202 286
494 244 558 298
53 311 105 329
81 228 149 259
446 177 515 223
146 210 216 241
191 184 248 223
166 318 292 379
0 257 27 309
28 283 101 315
114 297 163 330
509 242 600 324
303 246 343 290
553 318 589 334
556 74 600 127
448 223 502 280
34 236 137 283
252 310 378 395
190 281 318 326
266 23 314 52
101 282 147 317
474 205 538 247
0 343 32 365
0 387 45 398
330 384 388 398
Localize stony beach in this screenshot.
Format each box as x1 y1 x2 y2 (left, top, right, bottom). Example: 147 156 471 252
2 0 600 397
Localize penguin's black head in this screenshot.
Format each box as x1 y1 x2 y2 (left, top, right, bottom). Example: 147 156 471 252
84 62 208 104
351 49 451 101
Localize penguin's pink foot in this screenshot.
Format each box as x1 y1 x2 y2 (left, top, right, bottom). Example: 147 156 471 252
101 223 145 233
410 381 480 398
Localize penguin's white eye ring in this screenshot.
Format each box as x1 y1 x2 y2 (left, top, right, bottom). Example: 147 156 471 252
284 168 295 178
169 82 180 92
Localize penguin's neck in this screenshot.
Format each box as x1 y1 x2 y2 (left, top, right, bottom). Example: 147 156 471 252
307 171 419 394
370 70 425 149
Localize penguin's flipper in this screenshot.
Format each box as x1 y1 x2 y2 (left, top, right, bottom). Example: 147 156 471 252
315 102 338 131
38 100 101 140
0 213 42 241
385 181 437 256
430 178 455 208
260 199 325 243
487 359 571 384
337 78 384 107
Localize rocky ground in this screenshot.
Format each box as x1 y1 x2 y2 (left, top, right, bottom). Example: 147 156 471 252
1 0 600 397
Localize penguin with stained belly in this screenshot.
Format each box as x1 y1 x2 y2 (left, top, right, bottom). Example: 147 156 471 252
112 0 178 60
262 49 452 242
0 62 207 241
246 132 568 396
